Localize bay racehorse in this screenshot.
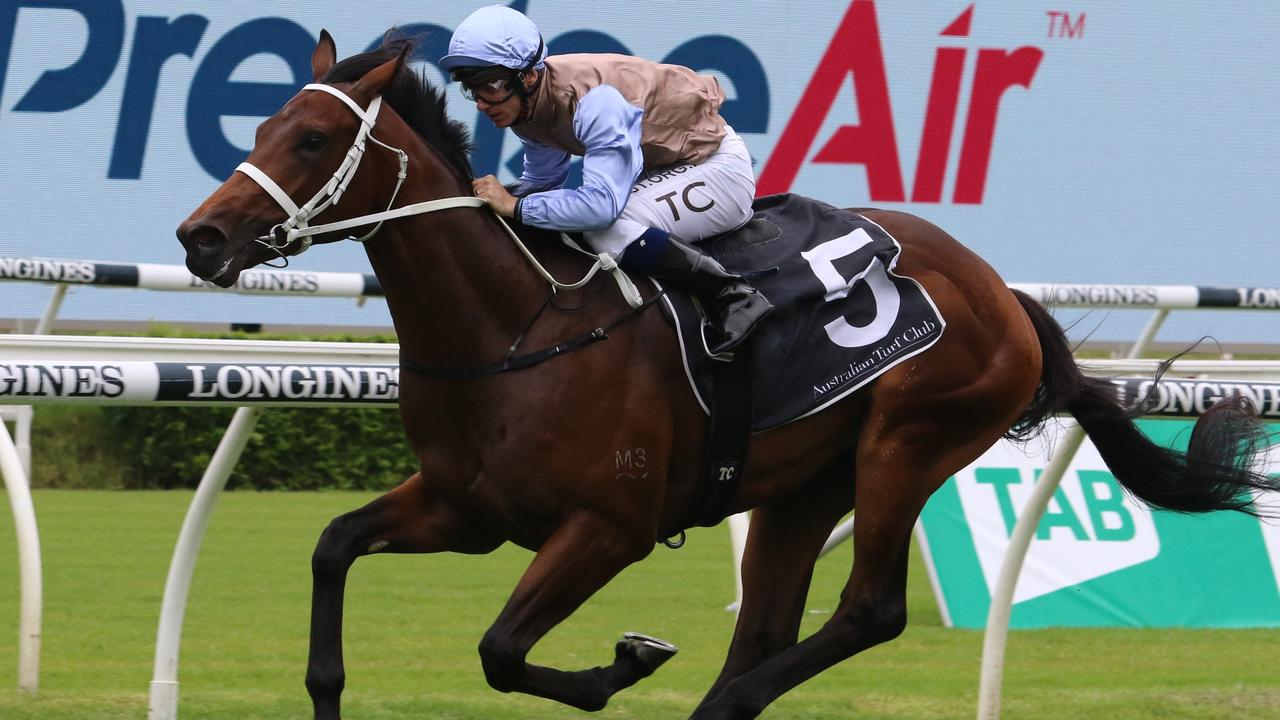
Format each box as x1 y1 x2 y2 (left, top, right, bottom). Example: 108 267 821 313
176 34 1277 720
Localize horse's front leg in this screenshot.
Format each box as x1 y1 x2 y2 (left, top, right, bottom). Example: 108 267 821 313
477 511 672 711
306 472 498 720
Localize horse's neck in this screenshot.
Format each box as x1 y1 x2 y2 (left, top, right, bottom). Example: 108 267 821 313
363 180 552 368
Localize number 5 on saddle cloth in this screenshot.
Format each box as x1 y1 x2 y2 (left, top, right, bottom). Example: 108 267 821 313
658 193 946 528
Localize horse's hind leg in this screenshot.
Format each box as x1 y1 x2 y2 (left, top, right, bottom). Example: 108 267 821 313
306 472 498 720
692 406 1016 719
690 468 924 719
697 452 856 708
476 511 664 711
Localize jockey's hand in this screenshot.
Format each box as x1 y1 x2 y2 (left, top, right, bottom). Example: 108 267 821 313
472 175 517 217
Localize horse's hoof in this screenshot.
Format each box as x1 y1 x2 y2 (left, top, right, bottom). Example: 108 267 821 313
616 631 678 678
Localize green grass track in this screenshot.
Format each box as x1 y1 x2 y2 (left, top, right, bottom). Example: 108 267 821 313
1 490 1278 719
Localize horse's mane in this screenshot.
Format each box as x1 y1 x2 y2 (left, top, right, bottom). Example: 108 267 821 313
322 34 474 182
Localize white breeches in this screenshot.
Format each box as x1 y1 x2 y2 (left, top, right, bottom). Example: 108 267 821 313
584 126 756 258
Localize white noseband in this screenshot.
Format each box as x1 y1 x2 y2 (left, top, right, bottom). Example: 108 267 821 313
234 83 407 262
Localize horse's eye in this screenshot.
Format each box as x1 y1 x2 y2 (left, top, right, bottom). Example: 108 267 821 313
299 132 327 153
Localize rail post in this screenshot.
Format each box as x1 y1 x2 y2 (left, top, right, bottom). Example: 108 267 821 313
148 406 263 720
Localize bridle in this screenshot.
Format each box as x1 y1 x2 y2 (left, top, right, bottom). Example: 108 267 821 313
235 83 417 263
232 82 642 306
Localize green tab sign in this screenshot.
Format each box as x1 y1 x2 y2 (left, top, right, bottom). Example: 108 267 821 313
918 419 1280 628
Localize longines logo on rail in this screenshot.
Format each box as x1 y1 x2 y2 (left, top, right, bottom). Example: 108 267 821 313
1121 379 1280 419
188 271 321 293
0 258 96 283
1042 285 1161 306
1237 288 1280 309
160 364 399 402
0 364 125 398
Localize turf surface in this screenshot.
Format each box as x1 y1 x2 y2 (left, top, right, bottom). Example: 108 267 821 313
1 490 1277 719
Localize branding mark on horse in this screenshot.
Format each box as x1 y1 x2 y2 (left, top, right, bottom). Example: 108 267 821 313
615 448 649 481
616 448 647 471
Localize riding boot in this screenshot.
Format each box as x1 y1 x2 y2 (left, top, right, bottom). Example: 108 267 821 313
620 228 773 355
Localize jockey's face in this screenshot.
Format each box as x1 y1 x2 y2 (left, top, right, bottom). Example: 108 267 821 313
468 69 539 128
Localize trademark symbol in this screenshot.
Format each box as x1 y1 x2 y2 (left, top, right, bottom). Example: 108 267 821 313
1046 11 1086 38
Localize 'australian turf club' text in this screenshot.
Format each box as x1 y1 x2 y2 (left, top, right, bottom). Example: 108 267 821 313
812 318 940 398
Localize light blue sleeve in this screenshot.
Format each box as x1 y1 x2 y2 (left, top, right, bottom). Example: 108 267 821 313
517 84 645 231
506 137 570 196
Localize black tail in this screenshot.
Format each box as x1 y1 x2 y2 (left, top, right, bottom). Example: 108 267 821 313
1010 289 1278 515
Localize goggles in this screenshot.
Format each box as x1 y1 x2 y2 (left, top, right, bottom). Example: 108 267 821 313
459 76 519 104
450 37 544 105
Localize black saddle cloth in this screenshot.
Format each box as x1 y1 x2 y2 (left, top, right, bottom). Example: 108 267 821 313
658 193 946 431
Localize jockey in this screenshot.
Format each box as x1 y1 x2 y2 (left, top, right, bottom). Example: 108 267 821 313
441 5 772 355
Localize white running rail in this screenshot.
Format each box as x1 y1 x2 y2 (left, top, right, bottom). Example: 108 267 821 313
0 335 399 719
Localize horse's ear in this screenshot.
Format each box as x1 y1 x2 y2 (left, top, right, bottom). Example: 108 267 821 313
312 29 337 81
349 47 406 103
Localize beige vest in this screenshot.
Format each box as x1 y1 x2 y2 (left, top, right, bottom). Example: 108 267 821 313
513 54 727 171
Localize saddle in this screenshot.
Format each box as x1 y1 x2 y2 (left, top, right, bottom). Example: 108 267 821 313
664 193 945 430
656 194 947 527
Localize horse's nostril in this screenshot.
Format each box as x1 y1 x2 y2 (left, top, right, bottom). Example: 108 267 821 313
188 225 227 253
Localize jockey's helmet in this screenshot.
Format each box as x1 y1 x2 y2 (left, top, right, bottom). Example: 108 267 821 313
441 5 546 99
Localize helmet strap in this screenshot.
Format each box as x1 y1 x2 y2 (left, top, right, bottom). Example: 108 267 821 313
521 36 545 75
513 39 545 122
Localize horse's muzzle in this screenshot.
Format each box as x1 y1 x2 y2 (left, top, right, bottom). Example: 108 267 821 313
176 220 236 284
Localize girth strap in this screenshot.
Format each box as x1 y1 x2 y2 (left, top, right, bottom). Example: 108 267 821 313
401 327 611 380
687 348 754 528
